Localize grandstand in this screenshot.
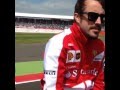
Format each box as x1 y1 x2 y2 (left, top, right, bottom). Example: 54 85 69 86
15 12 74 33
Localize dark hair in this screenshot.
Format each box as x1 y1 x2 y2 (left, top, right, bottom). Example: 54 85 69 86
74 0 105 15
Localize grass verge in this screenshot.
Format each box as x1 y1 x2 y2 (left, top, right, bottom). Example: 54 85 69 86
15 61 43 76
15 33 55 44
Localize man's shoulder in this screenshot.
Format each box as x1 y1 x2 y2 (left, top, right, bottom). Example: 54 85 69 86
93 38 104 45
46 28 71 45
97 38 104 46
93 38 105 51
49 28 72 41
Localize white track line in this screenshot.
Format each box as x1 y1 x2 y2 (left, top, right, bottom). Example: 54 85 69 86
15 79 41 85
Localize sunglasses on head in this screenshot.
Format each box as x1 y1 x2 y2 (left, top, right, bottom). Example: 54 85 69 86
82 12 105 24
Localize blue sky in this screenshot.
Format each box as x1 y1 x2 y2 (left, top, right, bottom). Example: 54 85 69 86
15 0 77 16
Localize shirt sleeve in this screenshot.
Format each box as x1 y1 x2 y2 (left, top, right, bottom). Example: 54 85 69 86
43 38 66 90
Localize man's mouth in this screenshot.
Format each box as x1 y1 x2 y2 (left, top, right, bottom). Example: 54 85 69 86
90 24 102 31
94 31 99 34
90 29 100 34
90 27 101 31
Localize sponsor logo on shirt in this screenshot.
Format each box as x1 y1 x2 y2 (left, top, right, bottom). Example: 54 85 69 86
65 68 98 78
65 70 78 78
67 52 74 61
67 65 77 69
76 52 80 60
93 51 104 61
66 50 81 63
65 71 71 78
68 43 74 46
80 68 98 76
44 70 56 75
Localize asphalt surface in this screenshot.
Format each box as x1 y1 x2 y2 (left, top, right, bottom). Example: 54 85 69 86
15 43 46 90
15 81 42 90
15 43 46 62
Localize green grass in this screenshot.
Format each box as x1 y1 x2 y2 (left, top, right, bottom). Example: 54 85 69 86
15 61 43 76
15 33 55 44
15 33 105 44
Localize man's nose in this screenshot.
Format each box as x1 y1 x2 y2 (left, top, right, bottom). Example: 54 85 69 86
95 17 101 24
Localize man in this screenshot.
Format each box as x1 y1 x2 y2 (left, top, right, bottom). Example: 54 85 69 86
41 0 105 90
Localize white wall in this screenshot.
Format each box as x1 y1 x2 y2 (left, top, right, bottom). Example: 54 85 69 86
15 28 63 33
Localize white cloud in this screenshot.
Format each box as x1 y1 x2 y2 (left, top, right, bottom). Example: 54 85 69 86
15 0 77 15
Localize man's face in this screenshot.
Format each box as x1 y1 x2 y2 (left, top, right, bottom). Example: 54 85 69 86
75 0 105 39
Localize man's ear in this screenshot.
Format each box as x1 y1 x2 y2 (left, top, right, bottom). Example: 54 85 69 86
74 13 81 23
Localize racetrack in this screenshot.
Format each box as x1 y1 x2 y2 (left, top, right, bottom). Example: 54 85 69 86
15 43 46 62
15 43 45 90
16 81 41 90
